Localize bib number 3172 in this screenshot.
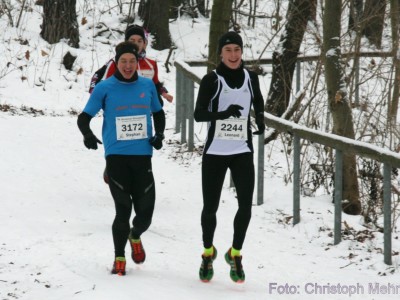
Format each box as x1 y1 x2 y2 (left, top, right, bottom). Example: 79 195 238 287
215 117 247 140
116 115 147 140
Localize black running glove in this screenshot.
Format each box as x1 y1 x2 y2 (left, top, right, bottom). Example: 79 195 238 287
149 132 165 150
218 104 244 120
83 132 102 150
253 113 265 135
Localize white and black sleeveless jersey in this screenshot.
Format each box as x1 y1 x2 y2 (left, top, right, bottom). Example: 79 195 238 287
194 62 265 156
205 69 253 155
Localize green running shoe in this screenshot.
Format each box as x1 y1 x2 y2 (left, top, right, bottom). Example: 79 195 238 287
225 248 245 283
199 247 218 282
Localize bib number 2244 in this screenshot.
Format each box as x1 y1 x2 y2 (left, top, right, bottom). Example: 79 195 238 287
215 117 247 140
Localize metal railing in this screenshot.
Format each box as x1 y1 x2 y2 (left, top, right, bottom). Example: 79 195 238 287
174 59 400 265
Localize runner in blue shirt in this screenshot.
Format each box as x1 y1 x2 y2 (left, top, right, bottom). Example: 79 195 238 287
77 42 165 276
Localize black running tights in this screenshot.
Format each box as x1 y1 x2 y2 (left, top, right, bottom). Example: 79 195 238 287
106 155 156 258
201 153 254 250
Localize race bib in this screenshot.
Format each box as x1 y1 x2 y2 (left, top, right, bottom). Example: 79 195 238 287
116 115 147 140
215 118 247 140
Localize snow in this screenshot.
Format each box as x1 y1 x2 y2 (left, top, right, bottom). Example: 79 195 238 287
3 115 400 300
1 1 400 300
326 48 339 57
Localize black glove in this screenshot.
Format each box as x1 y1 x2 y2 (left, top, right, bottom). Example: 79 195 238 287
219 104 244 120
83 132 102 150
149 132 165 150
253 113 265 135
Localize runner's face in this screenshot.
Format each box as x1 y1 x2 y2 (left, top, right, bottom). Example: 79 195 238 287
127 35 146 53
221 44 242 69
117 53 137 79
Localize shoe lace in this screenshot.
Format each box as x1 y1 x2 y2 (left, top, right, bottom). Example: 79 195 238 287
132 241 143 254
233 256 243 277
115 260 126 272
201 256 213 275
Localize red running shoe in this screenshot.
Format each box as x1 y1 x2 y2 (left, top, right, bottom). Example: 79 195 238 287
130 238 146 264
111 257 126 276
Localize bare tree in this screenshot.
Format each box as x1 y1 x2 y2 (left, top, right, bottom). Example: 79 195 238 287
196 0 207 16
361 0 386 49
265 0 316 117
170 0 184 19
207 0 233 72
389 0 400 124
348 0 363 32
323 0 361 215
139 0 172 50
169 0 200 18
40 0 79 48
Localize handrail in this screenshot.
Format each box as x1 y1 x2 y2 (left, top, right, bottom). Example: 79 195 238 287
264 113 400 168
183 50 393 67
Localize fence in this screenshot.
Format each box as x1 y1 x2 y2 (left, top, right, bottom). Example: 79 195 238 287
174 59 400 265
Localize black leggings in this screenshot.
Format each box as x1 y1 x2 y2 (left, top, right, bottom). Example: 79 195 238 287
106 155 156 257
201 152 254 250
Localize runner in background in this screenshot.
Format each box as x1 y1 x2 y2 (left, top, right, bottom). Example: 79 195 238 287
89 24 173 105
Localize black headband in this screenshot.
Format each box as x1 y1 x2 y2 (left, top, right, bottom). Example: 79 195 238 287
115 43 139 62
125 25 146 41
218 31 243 54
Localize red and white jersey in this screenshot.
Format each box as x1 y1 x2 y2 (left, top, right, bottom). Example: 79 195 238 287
138 57 157 81
89 56 166 95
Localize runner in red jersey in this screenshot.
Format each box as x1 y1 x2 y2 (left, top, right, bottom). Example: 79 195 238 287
89 25 173 105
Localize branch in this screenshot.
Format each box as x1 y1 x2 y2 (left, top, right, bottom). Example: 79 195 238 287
231 8 272 19
164 46 177 73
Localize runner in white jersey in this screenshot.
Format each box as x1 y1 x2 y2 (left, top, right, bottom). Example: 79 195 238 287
194 31 265 283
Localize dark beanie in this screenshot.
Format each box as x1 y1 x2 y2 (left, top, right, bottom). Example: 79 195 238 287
218 31 243 54
125 25 146 41
115 41 139 62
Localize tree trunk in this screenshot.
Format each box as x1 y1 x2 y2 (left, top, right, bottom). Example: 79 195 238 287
138 0 145 17
348 0 363 32
207 0 233 72
361 0 386 49
323 0 361 215
347 0 363 108
140 0 172 50
265 0 316 117
389 0 400 124
40 0 79 48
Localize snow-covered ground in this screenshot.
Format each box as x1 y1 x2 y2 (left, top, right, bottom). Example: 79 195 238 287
1 1 400 299
1 114 400 300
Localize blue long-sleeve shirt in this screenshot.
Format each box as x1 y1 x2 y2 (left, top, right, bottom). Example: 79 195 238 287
83 75 162 157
